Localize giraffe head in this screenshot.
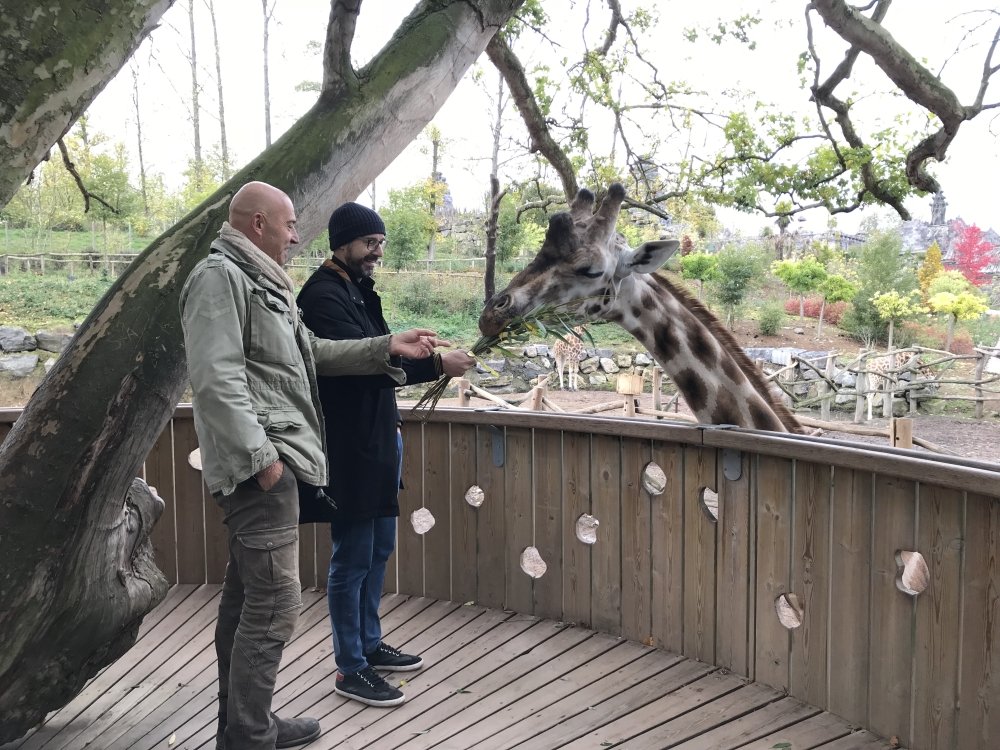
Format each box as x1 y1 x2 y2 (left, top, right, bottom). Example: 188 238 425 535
479 183 679 336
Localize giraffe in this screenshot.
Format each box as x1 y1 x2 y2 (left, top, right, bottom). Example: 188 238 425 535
551 326 586 390
479 183 801 433
856 351 934 420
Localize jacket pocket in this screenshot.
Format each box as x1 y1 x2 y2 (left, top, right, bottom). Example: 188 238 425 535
247 290 299 364
257 407 303 432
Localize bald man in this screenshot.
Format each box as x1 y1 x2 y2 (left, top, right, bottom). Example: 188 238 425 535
180 182 445 750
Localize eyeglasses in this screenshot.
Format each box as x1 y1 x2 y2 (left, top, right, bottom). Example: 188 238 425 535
361 237 387 251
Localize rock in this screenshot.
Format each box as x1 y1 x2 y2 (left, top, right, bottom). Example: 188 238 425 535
615 354 632 368
539 357 551 369
523 345 538 358
522 360 546 374
588 374 608 385
0 354 39 378
635 352 653 366
594 348 615 359
34 329 73 353
0 326 36 353
794 327 806 335
43 358 56 373
579 357 600 374
599 357 620 374
481 358 506 373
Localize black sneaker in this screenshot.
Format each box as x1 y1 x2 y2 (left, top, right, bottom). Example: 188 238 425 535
365 641 424 672
335 666 405 706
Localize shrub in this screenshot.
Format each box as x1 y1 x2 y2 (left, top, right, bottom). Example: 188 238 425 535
781 296 848 325
757 302 785 336
898 321 975 355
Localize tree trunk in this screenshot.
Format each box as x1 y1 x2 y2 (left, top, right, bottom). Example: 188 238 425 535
798 293 805 320
188 0 203 190
945 315 956 352
207 0 231 180
485 174 501 303
817 298 826 336
262 0 274 148
0 0 173 209
0 0 522 741
131 66 150 217
888 318 895 351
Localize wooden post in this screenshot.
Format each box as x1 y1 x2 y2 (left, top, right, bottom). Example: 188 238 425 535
853 371 867 423
882 351 895 419
652 366 663 412
624 395 636 417
528 384 544 411
974 351 987 420
457 377 470 408
889 417 913 449
820 354 835 422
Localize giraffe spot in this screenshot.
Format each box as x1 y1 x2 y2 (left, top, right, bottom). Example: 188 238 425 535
895 550 929 595
575 513 599 544
587 303 602 315
775 593 804 629
654 322 680 358
687 327 717 369
749 398 782 431
721 355 743 384
465 485 485 507
631 305 643 320
641 461 667 495
519 546 548 578
641 291 656 309
712 388 742 426
675 368 707 413
606 310 623 323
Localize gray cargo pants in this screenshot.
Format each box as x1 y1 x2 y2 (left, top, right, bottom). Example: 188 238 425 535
214 464 301 750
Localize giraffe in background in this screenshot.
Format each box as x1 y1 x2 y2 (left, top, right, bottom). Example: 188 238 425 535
479 183 801 433
551 326 586 390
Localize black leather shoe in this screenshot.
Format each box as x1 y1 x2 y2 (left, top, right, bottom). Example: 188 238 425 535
275 715 321 748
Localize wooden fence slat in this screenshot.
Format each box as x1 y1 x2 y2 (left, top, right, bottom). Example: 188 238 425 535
532 429 563 621
621 437 652 643
753 454 794 691
172 419 207 584
144 421 177 585
683 445 718 663
422 422 452 602
449 424 478 604
912 484 963 748
789 461 831 708
591 434 622 635
867 474 916 746
958 492 1000 750
476 424 507 609
562 431 592 628
827 467 873 726
396 422 424 595
650 441 684 652
716 448 752 676
504 426 534 615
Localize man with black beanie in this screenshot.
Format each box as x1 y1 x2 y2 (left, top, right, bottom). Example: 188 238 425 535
297 202 474 706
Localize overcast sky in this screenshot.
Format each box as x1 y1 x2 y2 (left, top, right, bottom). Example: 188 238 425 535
87 0 999 236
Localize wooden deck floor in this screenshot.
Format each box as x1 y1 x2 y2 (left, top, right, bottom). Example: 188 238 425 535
3 585 900 750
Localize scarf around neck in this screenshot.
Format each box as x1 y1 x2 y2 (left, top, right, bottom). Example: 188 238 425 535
219 222 298 318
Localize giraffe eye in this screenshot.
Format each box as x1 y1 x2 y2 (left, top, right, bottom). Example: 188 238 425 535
575 267 603 279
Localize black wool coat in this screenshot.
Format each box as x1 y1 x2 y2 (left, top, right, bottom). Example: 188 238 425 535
296 259 438 523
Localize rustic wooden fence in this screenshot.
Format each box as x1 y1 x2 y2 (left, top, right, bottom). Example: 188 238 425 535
1 404 998 750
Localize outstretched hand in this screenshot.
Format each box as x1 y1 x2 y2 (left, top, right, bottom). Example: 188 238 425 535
389 328 451 359
440 350 477 377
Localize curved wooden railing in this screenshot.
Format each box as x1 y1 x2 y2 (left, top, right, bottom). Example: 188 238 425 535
1 404 997 750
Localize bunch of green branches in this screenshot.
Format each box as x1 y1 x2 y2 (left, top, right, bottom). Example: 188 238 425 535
412 303 594 419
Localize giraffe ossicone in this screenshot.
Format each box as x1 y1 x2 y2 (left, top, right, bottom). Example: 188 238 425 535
479 183 801 433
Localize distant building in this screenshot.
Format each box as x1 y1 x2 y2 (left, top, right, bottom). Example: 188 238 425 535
899 192 1000 273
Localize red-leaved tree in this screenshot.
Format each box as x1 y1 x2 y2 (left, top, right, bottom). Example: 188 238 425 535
953 224 995 287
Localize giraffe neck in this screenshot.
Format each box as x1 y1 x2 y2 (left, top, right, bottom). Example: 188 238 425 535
603 274 799 432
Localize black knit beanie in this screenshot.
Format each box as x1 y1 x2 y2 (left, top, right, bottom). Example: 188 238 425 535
327 202 386 251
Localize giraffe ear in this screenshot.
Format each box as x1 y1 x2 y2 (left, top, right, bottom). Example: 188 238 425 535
615 239 679 279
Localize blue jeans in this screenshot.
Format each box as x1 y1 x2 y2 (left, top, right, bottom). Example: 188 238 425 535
327 431 402 674
215 465 301 750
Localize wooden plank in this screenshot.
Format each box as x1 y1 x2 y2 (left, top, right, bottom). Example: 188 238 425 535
668 696 820 749
422 422 452 601
504 426 534 615
683 445 718 664
620 437 652 643
790 461 831 708
828 467 873 726
396 422 424 595
867 474 916 746
735 710 854 749
591 433 622 634
814 729 899 748
449 423 478 604
562 431 592 628
475 424 506 609
753 454 793 691
171 418 207 583
716 447 751 676
144 420 177 584
650 440 684 652
912 484 963 748
958 492 1000 750
531 428 563 621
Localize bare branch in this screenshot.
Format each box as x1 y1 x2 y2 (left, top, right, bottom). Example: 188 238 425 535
515 195 566 221
322 0 361 95
56 139 119 215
